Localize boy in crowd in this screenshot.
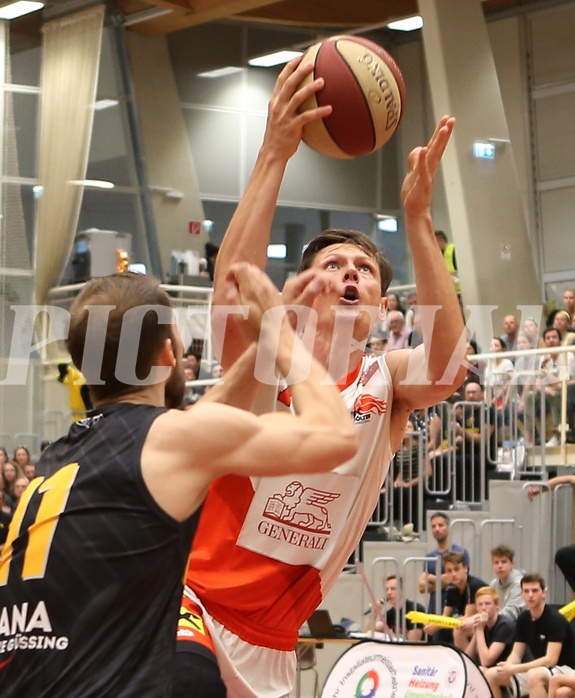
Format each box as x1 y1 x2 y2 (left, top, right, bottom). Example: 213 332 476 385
489 544 525 620
365 574 426 642
424 551 487 650
485 573 575 698
466 587 515 669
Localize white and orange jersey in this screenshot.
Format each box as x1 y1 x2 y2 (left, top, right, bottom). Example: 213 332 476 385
184 353 393 651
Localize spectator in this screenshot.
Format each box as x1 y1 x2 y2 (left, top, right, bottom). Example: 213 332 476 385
366 334 386 355
484 337 514 411
523 317 541 348
507 333 538 428
501 315 519 352
553 310 575 346
464 339 486 384
418 512 471 616
484 573 575 698
211 363 224 380
489 544 525 621
524 327 575 446
12 476 29 506
405 291 418 329
391 418 432 533
1 461 24 501
465 586 515 668
386 291 405 314
434 230 460 295
408 311 424 348
365 574 425 642
203 242 219 281
424 551 488 651
183 365 203 407
23 463 36 481
385 310 411 352
547 289 575 330
13 446 32 470
57 363 93 420
454 381 496 502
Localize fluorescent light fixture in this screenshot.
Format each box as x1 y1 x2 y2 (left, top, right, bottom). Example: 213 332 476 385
128 263 147 274
376 216 398 233
267 244 287 259
70 179 115 189
387 15 423 31
473 142 496 159
249 50 303 68
94 99 119 111
0 0 43 19
198 66 243 79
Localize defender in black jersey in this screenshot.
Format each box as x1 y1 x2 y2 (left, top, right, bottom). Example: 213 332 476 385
0 269 356 697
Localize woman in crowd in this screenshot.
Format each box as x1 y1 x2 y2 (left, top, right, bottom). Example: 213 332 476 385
2 460 25 504
484 337 514 412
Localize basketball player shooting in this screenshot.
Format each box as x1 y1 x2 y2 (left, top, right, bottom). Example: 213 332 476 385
173 57 467 698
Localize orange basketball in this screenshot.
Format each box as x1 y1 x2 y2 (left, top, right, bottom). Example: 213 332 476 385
298 35 406 159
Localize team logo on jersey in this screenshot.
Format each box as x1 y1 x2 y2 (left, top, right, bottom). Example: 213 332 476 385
176 606 206 637
352 394 387 423
263 481 340 535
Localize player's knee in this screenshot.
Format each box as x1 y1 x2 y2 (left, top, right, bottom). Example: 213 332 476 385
526 667 548 688
172 650 227 698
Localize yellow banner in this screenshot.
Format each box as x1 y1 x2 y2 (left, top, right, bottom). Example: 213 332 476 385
406 610 462 628
559 599 575 622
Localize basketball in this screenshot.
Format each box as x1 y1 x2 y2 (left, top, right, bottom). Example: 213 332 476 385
298 35 406 159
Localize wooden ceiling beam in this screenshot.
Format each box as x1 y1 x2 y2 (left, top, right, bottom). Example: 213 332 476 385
118 0 283 35
231 0 419 27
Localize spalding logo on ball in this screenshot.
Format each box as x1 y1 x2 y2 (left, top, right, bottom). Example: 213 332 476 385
298 35 406 159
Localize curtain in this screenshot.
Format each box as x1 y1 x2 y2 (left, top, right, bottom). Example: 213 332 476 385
33 4 105 305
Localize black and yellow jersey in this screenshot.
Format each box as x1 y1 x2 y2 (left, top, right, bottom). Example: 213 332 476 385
0 402 200 697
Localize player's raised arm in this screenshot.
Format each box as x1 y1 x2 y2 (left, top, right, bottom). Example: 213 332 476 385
212 58 332 367
386 117 467 410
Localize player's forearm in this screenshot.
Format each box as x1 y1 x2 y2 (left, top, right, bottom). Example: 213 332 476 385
406 212 466 387
213 150 288 304
272 321 357 459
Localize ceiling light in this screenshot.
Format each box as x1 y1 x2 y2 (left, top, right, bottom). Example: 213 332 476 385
70 179 115 189
0 0 44 19
198 66 243 79
376 216 398 233
248 50 303 68
267 244 287 259
94 99 119 111
386 16 423 31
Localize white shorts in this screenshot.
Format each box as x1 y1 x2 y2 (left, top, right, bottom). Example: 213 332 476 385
183 586 296 698
510 665 575 697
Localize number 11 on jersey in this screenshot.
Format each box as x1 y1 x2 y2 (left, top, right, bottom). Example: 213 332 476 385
0 462 80 585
